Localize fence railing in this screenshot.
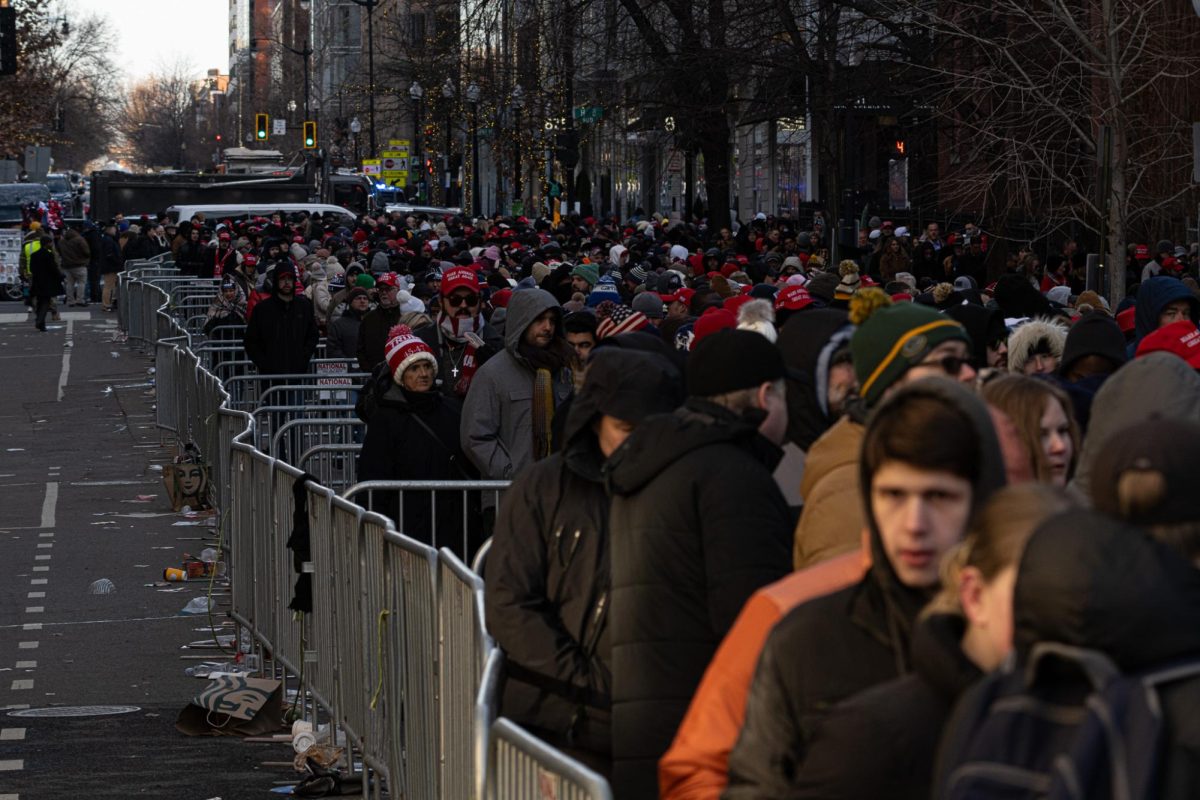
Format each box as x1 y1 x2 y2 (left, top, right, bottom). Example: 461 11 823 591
120 266 610 800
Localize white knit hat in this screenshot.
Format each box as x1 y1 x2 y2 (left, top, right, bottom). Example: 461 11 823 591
384 325 437 384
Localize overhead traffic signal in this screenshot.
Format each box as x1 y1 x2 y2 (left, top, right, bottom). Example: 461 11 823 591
255 113 269 141
303 121 317 149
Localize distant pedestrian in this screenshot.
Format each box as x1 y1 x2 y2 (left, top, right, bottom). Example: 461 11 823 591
29 235 62 331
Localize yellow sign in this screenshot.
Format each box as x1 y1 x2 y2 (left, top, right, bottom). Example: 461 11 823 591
381 170 408 188
388 139 411 147
381 148 409 159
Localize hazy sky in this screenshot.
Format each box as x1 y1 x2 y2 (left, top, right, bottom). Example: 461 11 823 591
68 0 229 84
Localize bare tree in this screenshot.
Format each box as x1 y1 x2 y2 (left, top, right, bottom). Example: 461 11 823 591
117 62 201 171
897 0 1200 302
0 2 119 168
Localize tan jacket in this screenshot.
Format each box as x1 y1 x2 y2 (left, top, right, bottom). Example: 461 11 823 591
792 416 865 569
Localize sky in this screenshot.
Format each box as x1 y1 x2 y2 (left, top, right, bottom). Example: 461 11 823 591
68 0 229 85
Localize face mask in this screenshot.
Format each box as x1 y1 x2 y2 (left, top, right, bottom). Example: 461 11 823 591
439 311 479 342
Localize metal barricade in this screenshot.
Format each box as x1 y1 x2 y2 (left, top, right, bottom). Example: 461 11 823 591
383 528 440 800
474 648 505 800
342 480 510 561
252 404 357 457
271 418 364 461
298 444 361 493
272 459 307 679
439 549 494 800
488 718 613 800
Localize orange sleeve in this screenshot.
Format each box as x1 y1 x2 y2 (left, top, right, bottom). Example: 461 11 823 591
658 551 869 800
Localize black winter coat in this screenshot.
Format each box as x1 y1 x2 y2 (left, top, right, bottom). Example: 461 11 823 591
784 614 980 800
325 306 364 360
777 309 853 451
98 233 123 275
242 293 319 375
484 348 683 772
355 304 402 373
356 383 479 557
176 240 207 275
724 380 1007 800
604 399 793 799
935 512 1200 800
29 247 63 299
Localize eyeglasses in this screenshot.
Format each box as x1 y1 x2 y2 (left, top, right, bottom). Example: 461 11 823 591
918 355 970 376
446 293 479 307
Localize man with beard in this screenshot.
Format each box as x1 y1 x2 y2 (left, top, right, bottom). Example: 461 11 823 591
242 262 319 375
426 266 503 397
461 288 573 480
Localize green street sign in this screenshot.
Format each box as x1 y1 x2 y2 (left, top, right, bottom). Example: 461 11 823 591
573 106 603 124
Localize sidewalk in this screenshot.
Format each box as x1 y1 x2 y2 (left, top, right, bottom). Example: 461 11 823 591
0 310 295 799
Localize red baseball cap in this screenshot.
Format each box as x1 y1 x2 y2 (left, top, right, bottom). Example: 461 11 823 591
723 294 753 316
1134 244 1150 259
441 266 480 296
1136 320 1200 368
491 288 513 308
375 272 400 289
660 287 695 306
775 284 814 312
1117 306 1136 334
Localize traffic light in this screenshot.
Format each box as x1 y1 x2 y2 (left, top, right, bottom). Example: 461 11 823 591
303 121 317 149
890 138 907 159
0 5 16 76
255 113 269 141
214 133 222 143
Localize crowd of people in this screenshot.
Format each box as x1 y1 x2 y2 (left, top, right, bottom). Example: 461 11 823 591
27 200 1200 797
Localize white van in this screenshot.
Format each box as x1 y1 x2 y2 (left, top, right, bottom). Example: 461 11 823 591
165 203 357 227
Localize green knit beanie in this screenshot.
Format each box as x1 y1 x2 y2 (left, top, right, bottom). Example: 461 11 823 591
851 302 969 407
571 262 599 288
355 272 376 290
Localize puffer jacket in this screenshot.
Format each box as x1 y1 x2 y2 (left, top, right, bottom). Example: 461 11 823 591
460 289 572 480
784 614 980 800
241 292 320 375
724 379 1006 800
485 349 682 769
604 399 794 799
791 412 866 569
935 511 1200 799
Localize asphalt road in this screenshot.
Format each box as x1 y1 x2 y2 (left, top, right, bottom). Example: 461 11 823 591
0 309 296 799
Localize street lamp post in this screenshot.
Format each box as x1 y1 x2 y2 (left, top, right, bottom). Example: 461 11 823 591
350 117 362 167
410 81 424 202
346 0 378 157
442 78 454 207
467 83 480 218
511 85 524 215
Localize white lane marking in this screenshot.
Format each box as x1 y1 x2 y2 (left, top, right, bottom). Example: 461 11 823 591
23 607 43 613
0 615 178 630
30 579 46 585
38 532 52 538
36 543 51 549
57 319 73 400
17 642 37 649
0 729 24 741
26 592 44 599
39 482 58 528
0 761 25 772
10 680 32 690
32 567 48 572
34 555 50 561
14 662 35 669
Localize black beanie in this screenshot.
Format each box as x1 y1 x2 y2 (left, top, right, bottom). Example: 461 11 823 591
687 329 788 397
1059 314 1127 377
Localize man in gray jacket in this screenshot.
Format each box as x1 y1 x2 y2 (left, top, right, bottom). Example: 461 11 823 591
461 288 573 480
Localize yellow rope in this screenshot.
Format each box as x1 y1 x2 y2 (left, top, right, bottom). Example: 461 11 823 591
369 609 392 710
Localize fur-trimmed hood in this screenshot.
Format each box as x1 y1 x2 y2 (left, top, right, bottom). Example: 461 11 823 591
1006 316 1068 374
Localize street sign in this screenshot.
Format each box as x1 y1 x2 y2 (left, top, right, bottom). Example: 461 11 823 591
362 159 382 175
381 170 407 188
381 156 409 171
381 148 409 160
573 106 603 123
388 139 411 148
272 118 287 136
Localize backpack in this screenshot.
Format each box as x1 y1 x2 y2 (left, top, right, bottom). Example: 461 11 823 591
938 642 1200 800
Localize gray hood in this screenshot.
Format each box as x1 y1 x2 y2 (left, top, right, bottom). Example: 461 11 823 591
503 287 562 352
1071 352 1200 499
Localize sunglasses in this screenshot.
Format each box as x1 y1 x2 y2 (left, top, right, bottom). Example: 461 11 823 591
446 293 479 307
918 355 970 376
